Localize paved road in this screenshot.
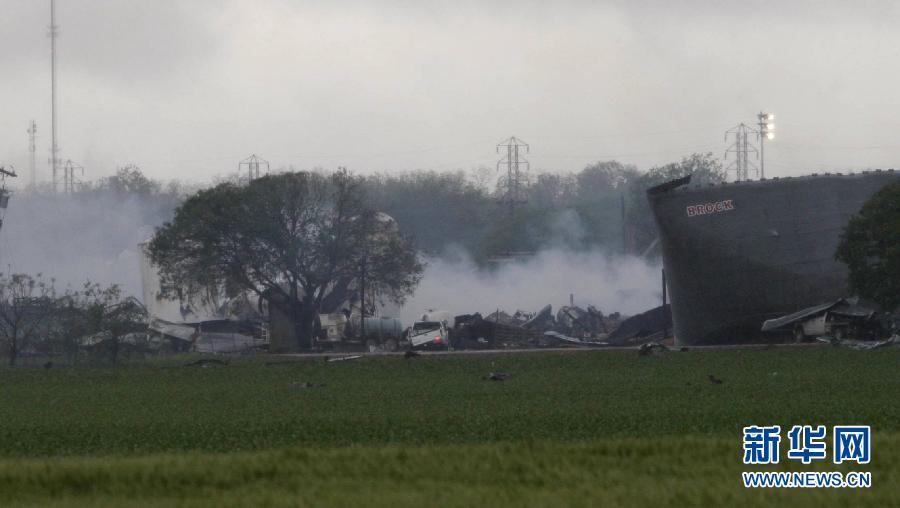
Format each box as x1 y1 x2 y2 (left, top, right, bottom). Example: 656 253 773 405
280 341 824 359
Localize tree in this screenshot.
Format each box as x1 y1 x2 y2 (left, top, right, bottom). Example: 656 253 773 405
97 165 161 196
148 170 423 350
70 283 147 364
835 181 900 311
0 273 57 366
626 153 726 254
363 171 493 255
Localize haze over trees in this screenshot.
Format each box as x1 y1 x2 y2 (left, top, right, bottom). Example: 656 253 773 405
1 153 723 307
363 152 725 260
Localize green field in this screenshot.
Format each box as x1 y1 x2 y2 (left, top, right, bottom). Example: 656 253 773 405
0 347 897 506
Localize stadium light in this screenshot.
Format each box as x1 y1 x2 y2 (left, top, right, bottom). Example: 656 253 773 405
757 111 776 178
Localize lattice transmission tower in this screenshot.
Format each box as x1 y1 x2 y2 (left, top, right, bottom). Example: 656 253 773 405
724 123 758 181
496 136 529 215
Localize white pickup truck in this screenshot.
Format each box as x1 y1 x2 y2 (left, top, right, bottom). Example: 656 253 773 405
408 320 450 350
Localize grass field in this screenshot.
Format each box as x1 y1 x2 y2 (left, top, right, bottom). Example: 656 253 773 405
0 346 898 506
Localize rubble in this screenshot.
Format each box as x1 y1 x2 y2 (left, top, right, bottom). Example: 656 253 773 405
637 342 669 356
523 305 554 331
761 298 881 341
326 355 363 363
543 331 608 347
815 335 898 350
149 317 266 353
609 305 671 345
444 299 637 350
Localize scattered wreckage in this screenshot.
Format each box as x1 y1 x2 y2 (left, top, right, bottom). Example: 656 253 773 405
762 298 898 348
441 302 671 350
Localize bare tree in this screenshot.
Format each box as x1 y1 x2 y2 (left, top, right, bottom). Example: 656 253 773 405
71 282 147 364
0 273 57 366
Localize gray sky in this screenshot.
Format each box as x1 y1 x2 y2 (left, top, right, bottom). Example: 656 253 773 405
3 0 900 185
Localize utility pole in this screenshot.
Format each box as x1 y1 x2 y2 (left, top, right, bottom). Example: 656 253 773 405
756 112 775 179
620 193 628 255
496 136 529 216
239 154 269 182
62 159 83 194
359 255 366 344
48 0 60 193
661 268 669 339
724 123 759 181
27 121 37 189
0 166 18 232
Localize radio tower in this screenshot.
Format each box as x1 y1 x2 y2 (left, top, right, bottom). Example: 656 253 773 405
27 121 37 189
724 123 758 181
48 0 60 193
496 136 529 215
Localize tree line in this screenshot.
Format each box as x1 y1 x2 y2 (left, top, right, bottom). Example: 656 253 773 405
362 152 726 260
0 274 147 366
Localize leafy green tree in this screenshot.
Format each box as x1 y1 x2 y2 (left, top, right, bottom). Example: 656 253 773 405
835 181 900 311
627 153 726 254
149 171 423 350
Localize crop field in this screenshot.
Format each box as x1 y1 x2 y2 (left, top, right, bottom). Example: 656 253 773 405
0 346 898 506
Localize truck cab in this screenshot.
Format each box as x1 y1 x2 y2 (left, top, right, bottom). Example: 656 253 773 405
408 320 450 350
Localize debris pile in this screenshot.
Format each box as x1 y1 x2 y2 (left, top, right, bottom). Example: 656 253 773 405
608 305 671 346
762 297 899 348
444 302 668 350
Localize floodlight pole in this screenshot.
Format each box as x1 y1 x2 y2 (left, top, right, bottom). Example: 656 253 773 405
756 112 775 179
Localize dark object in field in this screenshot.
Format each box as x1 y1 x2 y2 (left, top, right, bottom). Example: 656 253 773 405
638 342 669 356
404 350 420 359
708 374 723 385
186 358 228 367
289 381 326 389
326 355 362 363
680 347 689 352
483 372 509 381
43 361 53 369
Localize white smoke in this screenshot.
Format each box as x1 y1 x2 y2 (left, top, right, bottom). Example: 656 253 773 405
0 191 173 298
400 248 663 324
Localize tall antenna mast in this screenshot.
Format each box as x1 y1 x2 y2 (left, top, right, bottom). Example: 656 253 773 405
27 121 37 189
48 0 60 193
